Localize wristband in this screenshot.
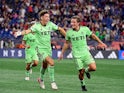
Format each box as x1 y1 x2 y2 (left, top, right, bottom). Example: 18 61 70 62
16 31 22 36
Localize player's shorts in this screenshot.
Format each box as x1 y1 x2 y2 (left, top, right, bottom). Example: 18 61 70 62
74 52 95 70
37 48 52 62
25 52 39 63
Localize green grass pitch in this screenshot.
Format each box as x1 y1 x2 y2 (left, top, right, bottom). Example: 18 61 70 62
0 58 124 93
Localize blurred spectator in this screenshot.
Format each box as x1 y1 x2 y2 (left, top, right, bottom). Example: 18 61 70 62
0 0 124 50
119 43 124 50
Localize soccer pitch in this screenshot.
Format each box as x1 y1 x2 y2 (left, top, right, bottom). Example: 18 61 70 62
0 58 124 93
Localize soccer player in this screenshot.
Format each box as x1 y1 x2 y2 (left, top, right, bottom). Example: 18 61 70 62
15 10 66 90
22 32 39 81
58 16 107 91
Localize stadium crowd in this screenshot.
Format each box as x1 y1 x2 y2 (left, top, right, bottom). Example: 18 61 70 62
0 0 124 50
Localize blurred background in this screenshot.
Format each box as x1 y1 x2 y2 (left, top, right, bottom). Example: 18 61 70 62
0 0 124 59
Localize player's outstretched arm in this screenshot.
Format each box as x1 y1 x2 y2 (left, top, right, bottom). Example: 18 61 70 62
14 29 32 37
58 27 66 37
91 33 107 48
21 29 32 35
58 40 70 60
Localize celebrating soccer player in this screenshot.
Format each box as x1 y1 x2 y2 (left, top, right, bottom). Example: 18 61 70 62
58 16 107 91
14 10 66 90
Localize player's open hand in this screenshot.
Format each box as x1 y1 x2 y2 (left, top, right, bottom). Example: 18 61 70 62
13 31 22 38
98 43 107 49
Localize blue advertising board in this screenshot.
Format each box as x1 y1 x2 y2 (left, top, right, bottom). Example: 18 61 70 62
0 49 119 59
119 50 124 60
0 49 25 58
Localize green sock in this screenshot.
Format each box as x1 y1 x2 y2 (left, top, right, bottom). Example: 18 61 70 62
81 80 85 86
40 67 46 81
25 71 30 77
48 66 55 82
85 67 89 73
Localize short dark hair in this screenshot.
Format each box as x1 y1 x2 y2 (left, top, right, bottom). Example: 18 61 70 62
71 16 81 22
38 10 49 17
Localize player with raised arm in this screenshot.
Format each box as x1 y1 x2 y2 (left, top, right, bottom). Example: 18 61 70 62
15 10 66 90
59 16 107 91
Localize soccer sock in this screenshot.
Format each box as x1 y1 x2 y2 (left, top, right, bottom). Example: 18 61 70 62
25 71 30 77
85 67 89 73
80 80 85 86
40 67 46 81
48 66 55 82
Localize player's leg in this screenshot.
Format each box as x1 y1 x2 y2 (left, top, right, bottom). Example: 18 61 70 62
38 49 57 89
25 54 32 80
38 61 47 89
45 56 58 90
31 52 39 67
28 60 38 74
79 69 87 91
85 53 96 79
85 62 96 79
87 62 96 71
40 61 48 81
29 54 39 73
74 58 87 91
37 50 49 89
29 52 39 74
25 63 31 80
31 60 38 68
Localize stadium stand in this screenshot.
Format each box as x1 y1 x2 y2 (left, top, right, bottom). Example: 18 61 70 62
0 0 124 50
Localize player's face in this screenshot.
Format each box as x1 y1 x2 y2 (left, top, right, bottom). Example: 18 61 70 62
71 19 80 29
41 13 50 24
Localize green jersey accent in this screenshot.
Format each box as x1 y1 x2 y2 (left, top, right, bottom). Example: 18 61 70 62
23 33 37 54
30 21 58 51
66 26 92 57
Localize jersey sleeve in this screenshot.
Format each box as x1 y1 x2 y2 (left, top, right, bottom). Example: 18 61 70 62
85 27 92 36
30 23 38 33
50 22 58 31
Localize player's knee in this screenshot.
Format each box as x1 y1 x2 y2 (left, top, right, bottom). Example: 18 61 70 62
48 60 54 66
50 62 54 66
34 61 38 66
93 66 96 71
90 66 96 71
89 63 96 71
45 56 54 66
33 63 38 66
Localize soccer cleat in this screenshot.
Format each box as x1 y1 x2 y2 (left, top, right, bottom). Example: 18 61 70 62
51 82 58 90
25 77 30 81
29 69 32 74
81 85 87 91
85 72 91 79
37 78 45 89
